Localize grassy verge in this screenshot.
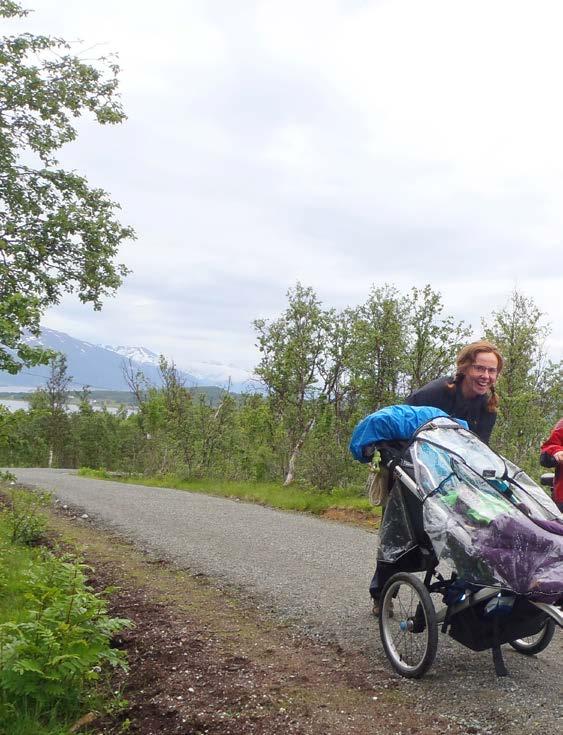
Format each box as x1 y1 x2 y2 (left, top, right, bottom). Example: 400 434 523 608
0 485 132 735
77 469 381 520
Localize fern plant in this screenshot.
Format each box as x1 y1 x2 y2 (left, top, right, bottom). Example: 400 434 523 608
0 550 132 725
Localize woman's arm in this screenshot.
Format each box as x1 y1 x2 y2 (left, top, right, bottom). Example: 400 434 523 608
540 423 563 460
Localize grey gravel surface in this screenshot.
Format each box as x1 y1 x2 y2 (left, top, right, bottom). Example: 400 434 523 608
7 468 563 735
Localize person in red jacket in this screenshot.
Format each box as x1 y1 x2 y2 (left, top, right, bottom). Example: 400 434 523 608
540 418 563 511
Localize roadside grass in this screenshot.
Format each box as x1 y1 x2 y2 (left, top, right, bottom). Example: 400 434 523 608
0 530 35 624
0 486 131 735
77 469 380 519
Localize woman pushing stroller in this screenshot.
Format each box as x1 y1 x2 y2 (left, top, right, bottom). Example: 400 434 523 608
368 340 504 615
351 345 562 678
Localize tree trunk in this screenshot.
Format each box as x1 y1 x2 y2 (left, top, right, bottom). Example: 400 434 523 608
283 418 315 486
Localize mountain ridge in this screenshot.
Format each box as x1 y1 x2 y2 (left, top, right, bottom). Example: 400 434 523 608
0 328 256 392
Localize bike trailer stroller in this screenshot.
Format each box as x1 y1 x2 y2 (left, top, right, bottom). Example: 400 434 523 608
350 406 563 678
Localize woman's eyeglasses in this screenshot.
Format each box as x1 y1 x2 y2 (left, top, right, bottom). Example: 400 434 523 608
471 364 498 376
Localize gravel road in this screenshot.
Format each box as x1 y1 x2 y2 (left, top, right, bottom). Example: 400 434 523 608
8 468 563 734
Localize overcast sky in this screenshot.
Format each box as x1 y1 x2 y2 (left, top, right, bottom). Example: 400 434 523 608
12 0 563 370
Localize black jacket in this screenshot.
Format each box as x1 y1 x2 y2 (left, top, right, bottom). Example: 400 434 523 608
405 376 496 445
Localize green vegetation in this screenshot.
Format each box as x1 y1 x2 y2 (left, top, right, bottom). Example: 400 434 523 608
0 486 132 735
4 485 50 544
0 286 561 492
77 469 379 518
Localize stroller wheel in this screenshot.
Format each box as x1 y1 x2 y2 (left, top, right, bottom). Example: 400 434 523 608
379 572 438 678
508 619 556 655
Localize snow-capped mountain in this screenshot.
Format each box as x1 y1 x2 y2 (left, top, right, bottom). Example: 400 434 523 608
100 345 253 387
101 344 256 391
99 345 161 367
0 328 257 393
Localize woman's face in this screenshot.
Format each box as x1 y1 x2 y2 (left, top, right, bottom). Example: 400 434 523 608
461 350 499 399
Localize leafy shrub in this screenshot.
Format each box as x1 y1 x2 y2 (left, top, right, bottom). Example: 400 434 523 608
0 551 132 725
298 426 363 491
4 488 51 545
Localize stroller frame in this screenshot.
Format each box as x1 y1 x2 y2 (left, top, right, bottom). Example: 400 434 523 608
376 446 562 679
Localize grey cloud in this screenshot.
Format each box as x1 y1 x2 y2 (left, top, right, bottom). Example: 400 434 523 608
45 0 563 366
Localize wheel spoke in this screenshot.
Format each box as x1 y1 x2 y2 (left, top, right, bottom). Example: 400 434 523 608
379 575 438 678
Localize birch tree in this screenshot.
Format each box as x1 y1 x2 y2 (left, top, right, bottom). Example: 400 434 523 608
404 285 471 392
483 290 562 470
254 283 346 485
348 284 407 411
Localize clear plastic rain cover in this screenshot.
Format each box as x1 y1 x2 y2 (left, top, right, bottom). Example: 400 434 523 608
409 418 563 603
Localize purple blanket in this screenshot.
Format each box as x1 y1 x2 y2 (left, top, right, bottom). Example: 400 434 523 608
474 513 563 603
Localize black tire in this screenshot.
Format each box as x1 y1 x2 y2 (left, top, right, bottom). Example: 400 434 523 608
378 572 438 678
508 619 556 655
